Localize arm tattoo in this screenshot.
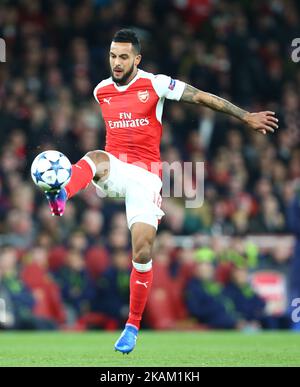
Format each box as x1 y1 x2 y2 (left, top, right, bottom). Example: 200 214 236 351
181 84 248 121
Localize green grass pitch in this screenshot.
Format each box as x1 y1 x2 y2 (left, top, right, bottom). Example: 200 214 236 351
0 331 299 367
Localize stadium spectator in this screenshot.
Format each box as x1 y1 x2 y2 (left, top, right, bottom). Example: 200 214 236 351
223 261 266 327
21 246 66 327
53 249 94 324
0 246 55 329
90 249 130 327
185 248 244 329
286 188 300 330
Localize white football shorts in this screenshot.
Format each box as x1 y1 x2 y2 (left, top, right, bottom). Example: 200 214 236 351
91 151 165 230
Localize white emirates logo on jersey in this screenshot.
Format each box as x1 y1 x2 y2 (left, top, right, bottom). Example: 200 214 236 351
137 90 149 103
108 112 150 129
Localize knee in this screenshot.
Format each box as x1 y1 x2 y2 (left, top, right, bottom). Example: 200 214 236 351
85 150 110 181
132 238 153 264
85 150 109 166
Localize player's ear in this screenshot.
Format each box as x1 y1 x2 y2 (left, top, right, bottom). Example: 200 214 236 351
135 54 142 66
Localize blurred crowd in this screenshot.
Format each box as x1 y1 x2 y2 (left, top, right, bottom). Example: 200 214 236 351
1 0 300 330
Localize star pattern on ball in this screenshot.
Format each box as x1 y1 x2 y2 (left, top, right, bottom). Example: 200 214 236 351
50 159 64 173
33 170 44 183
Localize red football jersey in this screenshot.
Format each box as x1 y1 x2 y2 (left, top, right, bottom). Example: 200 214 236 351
93 69 185 176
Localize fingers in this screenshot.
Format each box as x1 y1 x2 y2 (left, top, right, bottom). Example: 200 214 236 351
251 111 279 135
266 120 278 129
267 115 279 124
257 125 274 134
261 111 278 120
263 125 275 133
262 112 279 131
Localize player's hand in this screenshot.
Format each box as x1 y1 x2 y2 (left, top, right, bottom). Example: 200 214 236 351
244 111 278 135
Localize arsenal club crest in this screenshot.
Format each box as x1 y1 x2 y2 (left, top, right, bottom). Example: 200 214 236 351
137 90 149 103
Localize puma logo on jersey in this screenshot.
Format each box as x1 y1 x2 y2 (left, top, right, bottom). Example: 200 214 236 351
104 98 112 104
136 280 149 288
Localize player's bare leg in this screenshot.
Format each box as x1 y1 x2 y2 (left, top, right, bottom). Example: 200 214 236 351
115 222 156 354
45 150 110 216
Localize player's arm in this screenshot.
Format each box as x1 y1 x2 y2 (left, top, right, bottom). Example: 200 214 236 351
180 84 278 134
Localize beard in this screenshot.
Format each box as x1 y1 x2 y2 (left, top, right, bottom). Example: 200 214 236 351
111 62 135 85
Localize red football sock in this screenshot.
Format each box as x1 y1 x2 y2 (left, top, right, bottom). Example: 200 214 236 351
126 267 153 330
65 158 95 199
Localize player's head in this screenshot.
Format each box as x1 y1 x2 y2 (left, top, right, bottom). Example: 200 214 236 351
110 29 141 85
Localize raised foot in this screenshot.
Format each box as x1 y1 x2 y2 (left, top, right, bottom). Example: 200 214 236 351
45 187 67 216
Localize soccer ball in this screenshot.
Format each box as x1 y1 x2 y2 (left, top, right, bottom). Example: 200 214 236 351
31 150 72 191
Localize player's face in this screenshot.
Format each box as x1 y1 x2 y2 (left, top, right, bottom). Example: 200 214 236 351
109 42 141 85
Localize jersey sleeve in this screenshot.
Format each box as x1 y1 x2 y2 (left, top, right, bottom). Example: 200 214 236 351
152 74 186 101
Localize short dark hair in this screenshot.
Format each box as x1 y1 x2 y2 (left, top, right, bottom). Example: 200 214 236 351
112 29 141 54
